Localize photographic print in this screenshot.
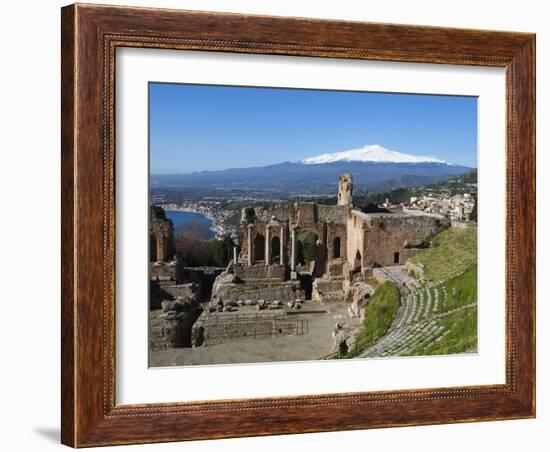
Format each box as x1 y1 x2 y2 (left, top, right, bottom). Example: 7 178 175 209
60 6 536 444
148 83 478 366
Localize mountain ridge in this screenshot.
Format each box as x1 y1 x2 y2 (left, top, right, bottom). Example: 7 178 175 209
151 160 472 194
151 144 472 194
301 144 449 165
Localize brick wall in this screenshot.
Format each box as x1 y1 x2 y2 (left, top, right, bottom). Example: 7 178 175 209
233 263 286 280
363 214 450 266
192 310 306 346
149 309 198 351
150 262 177 280
213 280 304 304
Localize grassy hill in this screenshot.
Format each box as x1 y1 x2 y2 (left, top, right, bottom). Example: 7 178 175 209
337 226 478 359
407 226 478 355
412 305 477 356
409 226 477 283
341 281 401 359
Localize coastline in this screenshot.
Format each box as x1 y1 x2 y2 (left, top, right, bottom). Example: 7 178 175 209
164 207 223 239
165 207 215 222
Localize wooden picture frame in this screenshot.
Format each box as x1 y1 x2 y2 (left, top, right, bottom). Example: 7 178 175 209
61 3 535 447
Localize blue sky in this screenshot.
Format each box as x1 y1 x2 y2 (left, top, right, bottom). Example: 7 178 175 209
149 83 477 174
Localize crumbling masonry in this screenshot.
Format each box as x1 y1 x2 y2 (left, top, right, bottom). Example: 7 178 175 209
191 174 450 347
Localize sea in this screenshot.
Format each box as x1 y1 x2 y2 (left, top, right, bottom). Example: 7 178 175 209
165 210 215 239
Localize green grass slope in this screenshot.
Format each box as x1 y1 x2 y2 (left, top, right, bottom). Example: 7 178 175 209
333 226 478 359
410 226 477 282
413 306 478 355
407 226 478 355
343 281 401 359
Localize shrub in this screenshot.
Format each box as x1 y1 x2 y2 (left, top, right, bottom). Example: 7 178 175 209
244 207 257 223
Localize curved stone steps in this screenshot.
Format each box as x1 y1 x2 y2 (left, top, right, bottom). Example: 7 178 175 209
357 266 475 359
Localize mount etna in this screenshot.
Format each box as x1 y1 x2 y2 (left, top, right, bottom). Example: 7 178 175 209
150 145 472 195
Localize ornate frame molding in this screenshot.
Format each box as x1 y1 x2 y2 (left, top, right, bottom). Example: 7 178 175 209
61 4 535 447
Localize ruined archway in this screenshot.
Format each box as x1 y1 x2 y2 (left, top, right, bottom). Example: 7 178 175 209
394 252 400 264
253 233 265 262
354 250 362 271
271 236 280 263
150 234 157 262
296 231 318 266
333 237 341 259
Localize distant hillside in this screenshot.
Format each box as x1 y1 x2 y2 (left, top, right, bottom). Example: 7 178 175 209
356 168 477 207
424 168 477 192
151 161 472 195
410 227 477 282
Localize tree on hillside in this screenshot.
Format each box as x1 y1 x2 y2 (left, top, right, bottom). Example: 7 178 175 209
209 235 235 267
175 221 235 267
150 205 167 220
296 231 318 265
175 225 210 267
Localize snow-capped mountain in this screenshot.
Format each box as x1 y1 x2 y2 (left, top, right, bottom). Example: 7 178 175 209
152 142 471 195
301 144 449 165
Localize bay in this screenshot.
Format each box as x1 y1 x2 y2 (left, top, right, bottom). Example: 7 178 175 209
165 210 215 239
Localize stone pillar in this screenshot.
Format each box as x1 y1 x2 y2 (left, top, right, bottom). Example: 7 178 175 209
338 173 353 207
247 224 253 266
233 246 238 264
280 225 285 265
291 225 297 272
265 225 271 266
157 235 165 262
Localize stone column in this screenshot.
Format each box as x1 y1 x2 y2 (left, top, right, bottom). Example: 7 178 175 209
247 224 253 266
280 225 285 265
157 236 165 262
233 246 238 264
265 225 271 266
291 225 297 272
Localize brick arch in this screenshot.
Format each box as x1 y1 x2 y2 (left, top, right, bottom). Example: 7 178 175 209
295 225 321 239
253 233 265 261
333 237 341 259
150 234 157 262
271 236 280 263
354 249 362 271
294 229 319 273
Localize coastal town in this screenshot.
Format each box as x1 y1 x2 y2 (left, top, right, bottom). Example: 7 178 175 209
406 192 475 222
151 197 240 241
150 172 477 243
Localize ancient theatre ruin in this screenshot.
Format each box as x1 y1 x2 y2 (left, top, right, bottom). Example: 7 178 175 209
185 173 449 349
